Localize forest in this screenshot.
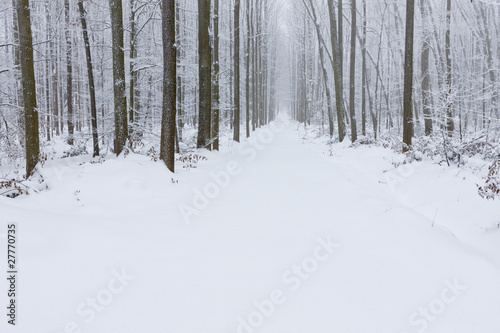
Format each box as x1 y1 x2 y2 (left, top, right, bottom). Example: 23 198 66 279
0 0 500 332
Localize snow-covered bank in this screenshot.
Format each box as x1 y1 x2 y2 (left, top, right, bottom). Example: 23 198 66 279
1 117 500 333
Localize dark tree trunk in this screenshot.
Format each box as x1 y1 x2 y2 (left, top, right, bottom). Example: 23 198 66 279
78 0 100 157
338 0 343 81
160 0 177 172
420 0 432 135
349 0 357 142
233 0 241 142
17 0 39 177
176 2 183 142
327 0 346 141
65 0 74 145
245 0 251 138
361 0 367 136
197 0 212 149
212 0 220 150
445 0 454 137
402 0 415 151
109 0 128 155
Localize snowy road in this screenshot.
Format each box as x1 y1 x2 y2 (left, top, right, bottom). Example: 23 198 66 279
2 117 500 333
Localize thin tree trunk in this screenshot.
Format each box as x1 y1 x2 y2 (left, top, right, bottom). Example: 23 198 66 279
78 0 100 157
304 0 334 137
420 0 432 135
349 0 357 142
212 0 220 150
65 0 74 144
361 0 367 136
402 0 415 151
129 0 137 134
445 0 454 137
245 0 251 137
233 0 241 142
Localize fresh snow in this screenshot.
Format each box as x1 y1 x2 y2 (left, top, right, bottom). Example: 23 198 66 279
1 115 500 333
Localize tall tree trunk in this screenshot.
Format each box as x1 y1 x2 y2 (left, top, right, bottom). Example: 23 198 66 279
420 0 432 136
327 0 346 141
245 0 251 137
233 0 241 142
338 0 343 81
109 0 128 155
160 0 176 172
17 0 39 177
349 0 357 142
65 0 74 145
402 0 415 151
176 1 183 142
45 1 51 142
129 0 137 134
78 0 100 157
445 0 454 137
212 0 220 150
304 0 334 137
197 0 212 149
361 0 367 136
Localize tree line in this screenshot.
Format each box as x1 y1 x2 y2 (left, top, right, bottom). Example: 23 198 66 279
1 0 281 176
288 0 499 150
1 0 499 178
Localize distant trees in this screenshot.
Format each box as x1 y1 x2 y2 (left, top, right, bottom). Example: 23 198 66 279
2 0 500 177
16 0 39 177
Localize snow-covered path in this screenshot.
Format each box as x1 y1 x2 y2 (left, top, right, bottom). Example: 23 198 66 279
2 117 500 333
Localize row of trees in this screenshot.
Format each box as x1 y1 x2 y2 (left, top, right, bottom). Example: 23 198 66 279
1 0 499 177
1 0 282 176
287 0 499 149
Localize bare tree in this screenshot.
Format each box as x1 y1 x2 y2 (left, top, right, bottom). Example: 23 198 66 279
349 0 358 142
16 0 39 177
327 0 346 141
160 0 176 172
402 0 415 151
233 0 241 142
197 0 212 149
65 0 74 145
212 0 220 150
78 0 100 157
109 0 128 155
420 0 432 135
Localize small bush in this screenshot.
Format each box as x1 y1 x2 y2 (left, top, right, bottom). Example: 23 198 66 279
478 158 500 200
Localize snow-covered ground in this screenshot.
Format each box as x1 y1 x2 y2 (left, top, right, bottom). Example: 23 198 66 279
1 115 500 333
